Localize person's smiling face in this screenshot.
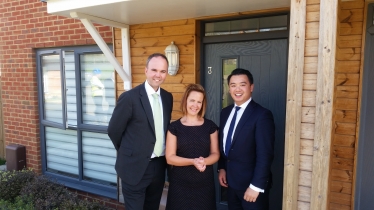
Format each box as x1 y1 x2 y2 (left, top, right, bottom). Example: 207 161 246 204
186 91 204 117
228 74 254 106
145 56 168 91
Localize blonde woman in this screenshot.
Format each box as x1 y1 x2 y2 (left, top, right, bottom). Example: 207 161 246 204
165 84 219 210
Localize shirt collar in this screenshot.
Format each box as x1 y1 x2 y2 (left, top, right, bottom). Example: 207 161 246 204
234 97 252 110
145 80 160 96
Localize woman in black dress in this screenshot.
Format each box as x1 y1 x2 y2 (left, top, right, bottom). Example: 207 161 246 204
165 84 219 210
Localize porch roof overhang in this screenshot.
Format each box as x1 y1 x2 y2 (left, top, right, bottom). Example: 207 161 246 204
43 0 290 90
44 0 290 25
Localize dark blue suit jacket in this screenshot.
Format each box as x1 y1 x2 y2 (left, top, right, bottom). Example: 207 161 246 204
108 83 173 186
218 100 275 191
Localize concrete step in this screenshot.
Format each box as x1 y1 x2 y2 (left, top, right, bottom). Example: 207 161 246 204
0 164 6 171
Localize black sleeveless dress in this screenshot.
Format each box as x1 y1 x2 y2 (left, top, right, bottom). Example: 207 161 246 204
166 118 218 210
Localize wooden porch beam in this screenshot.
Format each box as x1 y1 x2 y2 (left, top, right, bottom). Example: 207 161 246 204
282 0 306 209
310 0 338 209
71 12 132 90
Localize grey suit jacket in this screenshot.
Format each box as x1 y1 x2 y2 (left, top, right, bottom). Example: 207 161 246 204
108 83 173 185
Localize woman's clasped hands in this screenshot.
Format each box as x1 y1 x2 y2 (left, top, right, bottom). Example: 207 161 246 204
193 157 206 172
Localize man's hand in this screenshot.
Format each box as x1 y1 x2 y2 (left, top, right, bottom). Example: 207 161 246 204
243 187 259 202
218 169 228 187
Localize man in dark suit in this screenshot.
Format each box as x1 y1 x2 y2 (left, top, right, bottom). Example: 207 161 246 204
108 53 173 210
218 68 275 210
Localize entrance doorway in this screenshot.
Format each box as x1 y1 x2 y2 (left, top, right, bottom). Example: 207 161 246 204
203 39 288 209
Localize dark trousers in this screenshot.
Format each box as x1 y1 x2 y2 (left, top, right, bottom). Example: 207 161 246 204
121 156 166 210
227 187 270 210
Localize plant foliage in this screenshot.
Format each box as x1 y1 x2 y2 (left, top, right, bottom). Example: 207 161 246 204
0 169 109 210
0 169 36 202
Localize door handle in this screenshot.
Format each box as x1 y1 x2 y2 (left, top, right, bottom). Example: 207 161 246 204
208 67 212 74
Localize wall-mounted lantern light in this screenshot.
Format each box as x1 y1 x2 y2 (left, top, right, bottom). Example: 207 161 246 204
164 41 179 76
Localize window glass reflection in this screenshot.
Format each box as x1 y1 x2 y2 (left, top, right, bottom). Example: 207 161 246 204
80 54 115 126
42 54 63 124
205 15 288 36
222 59 237 108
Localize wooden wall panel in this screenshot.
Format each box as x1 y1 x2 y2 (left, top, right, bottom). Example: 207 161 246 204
291 0 321 208
330 180 352 194
301 107 316 123
299 201 311 210
304 57 318 73
336 47 361 61
303 74 317 90
330 203 351 210
114 19 196 121
300 139 313 155
302 91 316 107
333 134 355 147
299 170 313 187
283 0 306 209
335 73 360 86
328 1 365 209
298 186 312 202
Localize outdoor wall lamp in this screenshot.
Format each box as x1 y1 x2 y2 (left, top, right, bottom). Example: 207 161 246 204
164 41 179 76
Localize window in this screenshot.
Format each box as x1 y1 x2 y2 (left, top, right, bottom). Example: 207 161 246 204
205 15 288 36
36 46 117 198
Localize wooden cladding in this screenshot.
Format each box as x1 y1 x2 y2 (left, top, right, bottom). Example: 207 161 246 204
114 19 196 120
111 2 367 209
328 0 365 209
288 0 365 208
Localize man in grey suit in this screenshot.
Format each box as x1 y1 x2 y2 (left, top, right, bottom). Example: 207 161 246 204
108 53 173 210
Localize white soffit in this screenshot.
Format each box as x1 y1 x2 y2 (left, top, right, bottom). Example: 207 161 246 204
46 0 290 25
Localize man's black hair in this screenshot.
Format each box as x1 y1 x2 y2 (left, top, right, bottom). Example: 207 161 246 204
227 68 254 85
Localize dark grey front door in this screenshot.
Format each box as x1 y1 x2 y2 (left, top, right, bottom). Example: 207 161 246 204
204 40 288 210
355 4 374 209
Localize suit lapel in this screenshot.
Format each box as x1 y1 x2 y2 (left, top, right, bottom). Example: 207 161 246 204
139 83 156 133
230 100 257 147
160 89 169 133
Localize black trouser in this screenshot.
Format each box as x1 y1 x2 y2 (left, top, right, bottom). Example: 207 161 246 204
227 186 270 210
121 156 166 210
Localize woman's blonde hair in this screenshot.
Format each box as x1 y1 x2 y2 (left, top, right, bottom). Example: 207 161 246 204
180 84 207 118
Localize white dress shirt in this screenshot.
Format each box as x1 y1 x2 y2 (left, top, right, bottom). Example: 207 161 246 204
144 80 165 158
223 97 264 193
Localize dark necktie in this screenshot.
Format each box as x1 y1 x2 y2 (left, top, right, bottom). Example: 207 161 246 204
225 106 241 156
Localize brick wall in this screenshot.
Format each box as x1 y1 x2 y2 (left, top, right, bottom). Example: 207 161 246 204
0 0 111 172
0 0 123 208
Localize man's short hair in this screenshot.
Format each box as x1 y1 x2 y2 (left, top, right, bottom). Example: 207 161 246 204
227 68 254 85
146 53 169 68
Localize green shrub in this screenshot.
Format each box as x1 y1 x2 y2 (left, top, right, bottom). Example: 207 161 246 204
0 169 36 202
20 176 75 210
20 176 109 210
0 197 35 210
0 169 109 210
